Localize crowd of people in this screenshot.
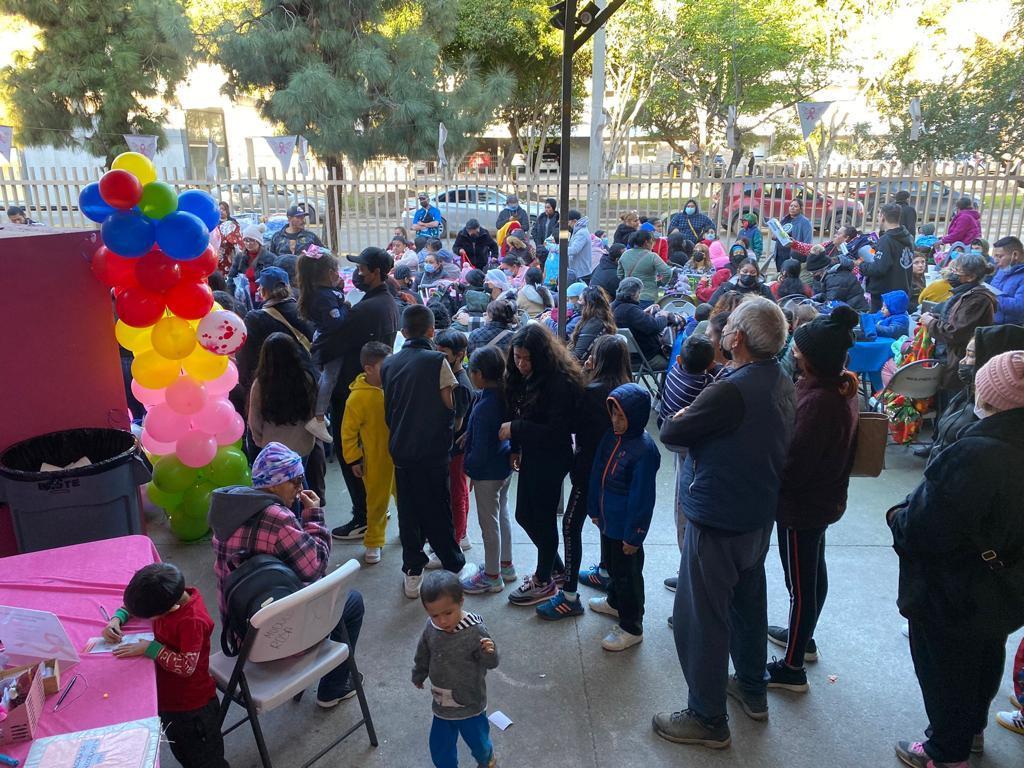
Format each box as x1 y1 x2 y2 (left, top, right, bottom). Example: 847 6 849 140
106 189 1024 768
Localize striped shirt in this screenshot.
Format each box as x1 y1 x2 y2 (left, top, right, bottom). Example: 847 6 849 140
660 368 715 422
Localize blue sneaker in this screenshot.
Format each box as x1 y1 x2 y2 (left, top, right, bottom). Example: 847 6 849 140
536 591 585 621
578 564 610 592
461 569 504 594
500 564 518 583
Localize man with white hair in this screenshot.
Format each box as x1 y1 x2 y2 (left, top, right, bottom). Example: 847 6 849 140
654 296 796 749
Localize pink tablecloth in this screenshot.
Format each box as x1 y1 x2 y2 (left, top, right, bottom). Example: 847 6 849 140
0 534 160 761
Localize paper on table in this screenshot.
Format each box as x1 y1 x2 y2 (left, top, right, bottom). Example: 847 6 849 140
84 633 155 654
488 710 513 731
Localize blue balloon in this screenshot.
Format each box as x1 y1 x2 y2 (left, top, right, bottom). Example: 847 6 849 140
176 190 220 231
156 211 210 261
79 182 116 224
101 211 156 258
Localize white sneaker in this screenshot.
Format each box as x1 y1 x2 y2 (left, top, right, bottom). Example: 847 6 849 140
425 552 443 570
601 624 643 652
459 536 472 551
588 596 619 618
364 547 381 564
404 572 422 599
305 418 333 443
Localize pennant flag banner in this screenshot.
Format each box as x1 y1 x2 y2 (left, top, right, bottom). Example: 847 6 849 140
265 135 297 173
0 126 12 163
438 122 449 168
297 136 309 176
123 134 157 159
797 102 833 140
206 137 219 182
909 97 923 142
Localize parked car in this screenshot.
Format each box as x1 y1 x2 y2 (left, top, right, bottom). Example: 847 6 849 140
465 152 494 172
400 187 544 238
710 181 864 234
856 181 982 223
511 153 559 177
210 183 325 224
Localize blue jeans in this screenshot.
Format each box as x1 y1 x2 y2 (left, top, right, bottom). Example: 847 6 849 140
315 592 364 700
429 712 493 768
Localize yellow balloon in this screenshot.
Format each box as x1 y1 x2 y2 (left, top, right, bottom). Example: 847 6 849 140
111 151 157 186
150 316 197 360
183 345 229 381
115 319 154 353
132 349 181 389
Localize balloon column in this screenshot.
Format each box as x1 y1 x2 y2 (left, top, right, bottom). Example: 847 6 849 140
83 153 251 541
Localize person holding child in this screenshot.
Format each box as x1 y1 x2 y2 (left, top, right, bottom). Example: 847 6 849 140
104 563 228 768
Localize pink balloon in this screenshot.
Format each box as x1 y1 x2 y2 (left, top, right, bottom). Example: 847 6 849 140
141 430 177 456
165 375 208 415
205 361 238 396
131 379 165 407
177 430 218 468
215 412 245 446
145 403 191 443
193 397 237 435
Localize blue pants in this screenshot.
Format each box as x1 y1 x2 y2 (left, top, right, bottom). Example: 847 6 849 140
429 713 493 768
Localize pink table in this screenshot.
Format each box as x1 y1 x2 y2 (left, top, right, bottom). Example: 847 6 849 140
0 535 160 762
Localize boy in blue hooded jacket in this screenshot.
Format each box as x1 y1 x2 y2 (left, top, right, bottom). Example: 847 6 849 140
861 289 910 340
587 383 661 652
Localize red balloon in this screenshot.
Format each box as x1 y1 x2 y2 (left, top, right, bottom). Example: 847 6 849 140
91 245 138 289
116 286 167 328
98 169 144 210
135 248 182 293
165 280 214 320
178 245 219 281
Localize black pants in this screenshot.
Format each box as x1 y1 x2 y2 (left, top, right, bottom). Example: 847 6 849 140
395 463 465 575
561 479 590 594
161 697 229 768
330 388 367 523
515 460 566 584
777 524 828 668
602 534 645 635
317 591 365 699
301 442 327 506
908 618 1006 762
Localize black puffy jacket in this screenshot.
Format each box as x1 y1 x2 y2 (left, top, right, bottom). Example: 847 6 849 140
815 263 868 310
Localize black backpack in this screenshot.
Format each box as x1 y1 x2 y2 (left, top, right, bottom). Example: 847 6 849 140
220 512 304 656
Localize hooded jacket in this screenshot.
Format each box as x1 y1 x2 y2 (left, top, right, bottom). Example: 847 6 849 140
739 222 763 258
590 253 622 298
861 290 910 339
464 287 491 313
531 210 559 249
612 297 669 361
453 227 499 270
208 486 331 622
567 217 593 278
516 283 553 318
940 207 982 246
668 200 714 244
708 276 774 306
861 225 913 296
813 261 868 311
993 263 1024 325
930 281 997 388
496 205 530 233
340 373 393 513
588 384 661 547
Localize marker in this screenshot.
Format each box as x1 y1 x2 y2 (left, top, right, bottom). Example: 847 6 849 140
52 673 79 712
0 752 20 766
99 605 110 622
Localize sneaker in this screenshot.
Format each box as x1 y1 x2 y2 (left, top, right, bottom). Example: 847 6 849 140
332 520 368 540
478 755 497 768
551 570 566 587
901 622 910 638
424 552 443 570
459 536 472 551
305 417 333 443
894 740 954 768
726 675 768 721
997 709 1024 735
578 564 610 592
664 576 677 592
507 576 557 606
404 572 422 599
1012 692 1024 709
667 615 673 630
766 658 809 693
316 673 363 708
766 625 818 662
461 569 503 595
652 709 730 749
601 624 643 651
364 547 381 564
500 564 518 583
588 596 619 619
536 591 585 621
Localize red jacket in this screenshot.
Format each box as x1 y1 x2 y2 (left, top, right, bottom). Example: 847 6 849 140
147 587 217 712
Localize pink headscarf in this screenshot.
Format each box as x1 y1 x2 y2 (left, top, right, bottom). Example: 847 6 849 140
709 240 729 269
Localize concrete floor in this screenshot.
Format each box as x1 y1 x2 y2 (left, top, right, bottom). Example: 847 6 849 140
149 436 1024 768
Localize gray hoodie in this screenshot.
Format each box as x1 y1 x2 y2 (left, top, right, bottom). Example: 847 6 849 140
567 217 592 279
208 486 286 541
412 612 499 720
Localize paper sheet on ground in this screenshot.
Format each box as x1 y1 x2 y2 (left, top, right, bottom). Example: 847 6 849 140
84 632 154 654
489 711 513 730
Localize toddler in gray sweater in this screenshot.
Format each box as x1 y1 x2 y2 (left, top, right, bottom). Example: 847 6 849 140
413 571 499 768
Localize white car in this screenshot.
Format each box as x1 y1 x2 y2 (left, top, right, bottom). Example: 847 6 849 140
401 187 544 238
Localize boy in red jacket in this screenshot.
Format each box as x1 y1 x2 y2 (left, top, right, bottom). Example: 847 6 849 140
104 563 228 768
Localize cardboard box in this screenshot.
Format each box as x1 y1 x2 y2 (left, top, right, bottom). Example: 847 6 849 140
2 658 60 696
0 662 44 745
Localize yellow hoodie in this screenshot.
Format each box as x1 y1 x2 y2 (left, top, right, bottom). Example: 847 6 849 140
341 373 394 548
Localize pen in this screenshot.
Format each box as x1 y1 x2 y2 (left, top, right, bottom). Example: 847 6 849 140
99 605 110 622
0 753 19 766
52 673 79 712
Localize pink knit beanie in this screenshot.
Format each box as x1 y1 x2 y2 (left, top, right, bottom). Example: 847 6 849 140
975 351 1024 413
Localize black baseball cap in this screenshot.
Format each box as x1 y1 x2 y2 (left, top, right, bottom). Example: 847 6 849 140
286 204 309 217
348 246 394 275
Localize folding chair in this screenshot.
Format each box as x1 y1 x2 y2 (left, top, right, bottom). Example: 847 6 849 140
210 559 376 768
872 358 944 442
660 299 697 318
617 328 668 399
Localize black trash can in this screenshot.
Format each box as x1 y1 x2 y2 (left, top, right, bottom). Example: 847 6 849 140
0 428 152 553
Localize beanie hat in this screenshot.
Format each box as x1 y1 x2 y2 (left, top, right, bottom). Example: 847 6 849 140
252 442 305 489
485 268 510 291
242 223 265 241
975 351 1024 413
793 305 859 377
806 250 831 272
567 281 587 298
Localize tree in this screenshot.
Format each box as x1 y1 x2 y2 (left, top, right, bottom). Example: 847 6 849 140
0 0 193 165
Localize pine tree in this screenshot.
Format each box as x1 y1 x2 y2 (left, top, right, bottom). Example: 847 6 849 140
0 0 193 165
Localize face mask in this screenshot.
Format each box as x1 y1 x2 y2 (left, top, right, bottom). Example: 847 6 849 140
685 206 696 215
973 404 990 420
706 233 717 241
351 270 367 290
947 274 962 288
693 254 704 262
738 274 757 288
957 363 975 386
720 339 733 361
424 262 438 274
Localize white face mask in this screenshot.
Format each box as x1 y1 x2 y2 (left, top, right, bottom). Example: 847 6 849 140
974 404 991 420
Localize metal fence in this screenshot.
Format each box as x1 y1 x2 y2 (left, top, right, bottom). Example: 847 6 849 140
2 160 1022 253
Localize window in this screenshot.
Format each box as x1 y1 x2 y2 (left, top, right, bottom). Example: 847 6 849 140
185 109 229 180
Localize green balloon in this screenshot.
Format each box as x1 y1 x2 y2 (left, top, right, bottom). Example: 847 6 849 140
153 455 199 495
139 181 177 220
145 481 183 511
168 512 209 542
209 447 249 487
181 481 216 520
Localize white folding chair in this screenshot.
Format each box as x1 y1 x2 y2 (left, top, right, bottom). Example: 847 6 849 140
210 559 376 768
660 299 697 318
872 358 944 442
617 328 668 399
